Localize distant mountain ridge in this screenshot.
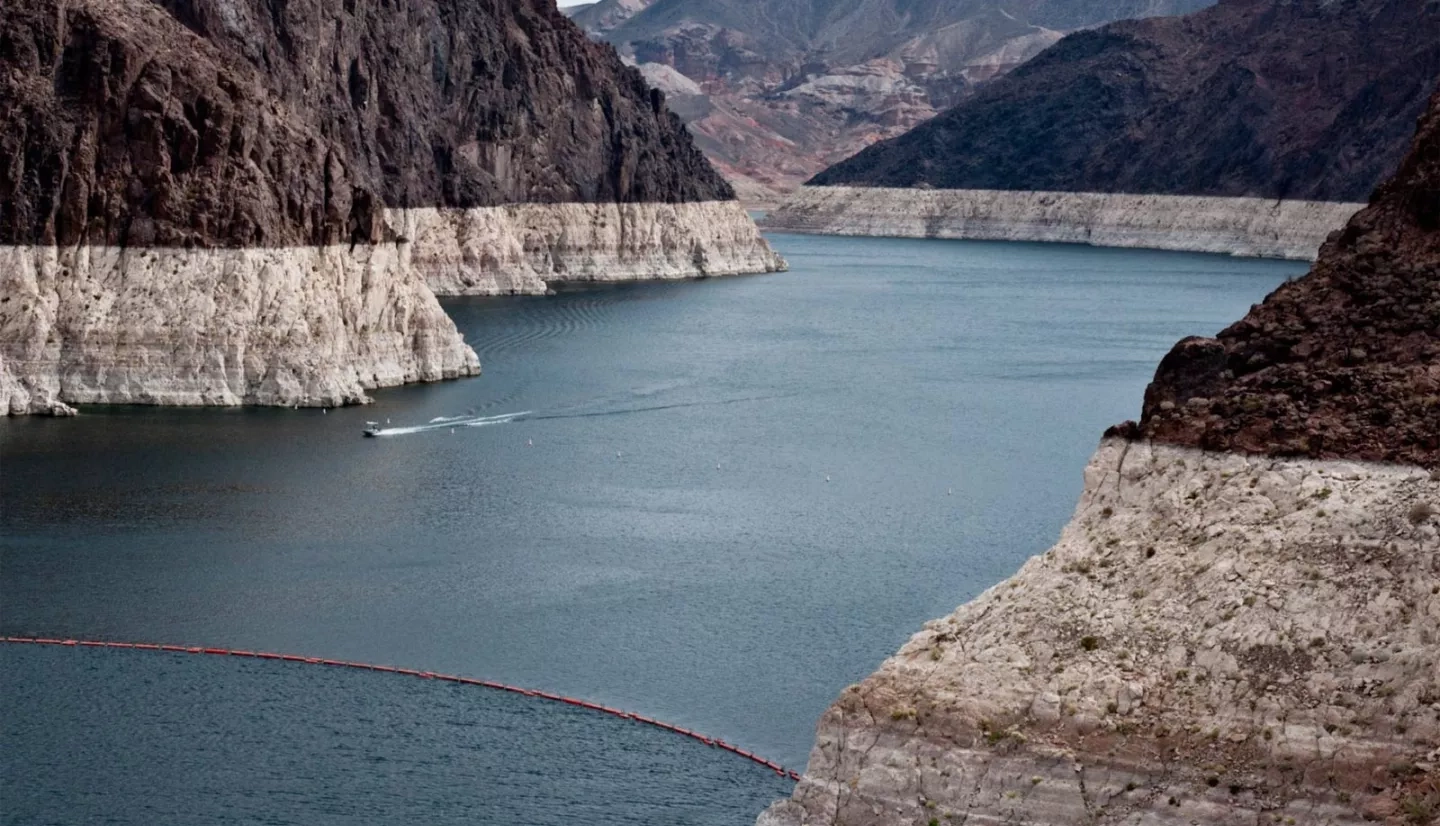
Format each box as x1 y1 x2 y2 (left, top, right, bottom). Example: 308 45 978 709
810 0 1440 201
573 0 1212 201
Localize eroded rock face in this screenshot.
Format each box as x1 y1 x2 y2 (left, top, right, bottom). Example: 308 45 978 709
761 81 1440 826
811 0 1440 203
0 243 480 411
762 441 1440 826
397 202 785 296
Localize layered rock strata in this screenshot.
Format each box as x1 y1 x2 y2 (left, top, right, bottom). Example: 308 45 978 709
760 88 1440 826
763 440 1439 826
0 244 479 414
765 187 1365 259
1 0 781 413
398 201 785 296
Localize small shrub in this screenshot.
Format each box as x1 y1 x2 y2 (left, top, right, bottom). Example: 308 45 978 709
1080 636 1100 652
1401 795 1435 825
1409 502 1437 525
1312 487 1332 500
1144 547 1156 559
1106 702 1119 714
1207 777 1220 788
1100 506 1114 518
1125 782 1137 792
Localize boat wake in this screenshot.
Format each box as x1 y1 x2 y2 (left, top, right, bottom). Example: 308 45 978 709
368 386 803 438
367 411 532 437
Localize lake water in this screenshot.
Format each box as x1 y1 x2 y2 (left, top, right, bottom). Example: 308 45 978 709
0 234 1305 825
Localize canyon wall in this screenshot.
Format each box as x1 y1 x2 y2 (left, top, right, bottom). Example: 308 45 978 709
760 86 1440 826
764 187 1364 260
0 0 781 414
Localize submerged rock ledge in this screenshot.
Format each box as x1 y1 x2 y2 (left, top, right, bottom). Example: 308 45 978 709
764 187 1364 260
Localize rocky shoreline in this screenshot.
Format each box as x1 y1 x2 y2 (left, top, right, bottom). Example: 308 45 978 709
0 0 785 415
0 201 785 415
399 201 785 296
763 187 1365 260
761 87 1440 826
761 440 1439 826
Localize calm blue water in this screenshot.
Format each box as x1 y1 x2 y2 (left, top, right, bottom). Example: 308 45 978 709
0 234 1305 825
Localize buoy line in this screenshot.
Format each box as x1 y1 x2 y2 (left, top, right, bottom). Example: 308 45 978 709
1 636 801 780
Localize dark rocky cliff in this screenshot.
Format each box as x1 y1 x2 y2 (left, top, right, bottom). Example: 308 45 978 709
1115 85 1440 470
574 0 1211 200
810 0 1440 202
0 0 731 249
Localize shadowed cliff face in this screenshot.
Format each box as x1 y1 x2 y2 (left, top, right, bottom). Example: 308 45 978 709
811 0 1440 202
1118 87 1440 470
0 0 731 248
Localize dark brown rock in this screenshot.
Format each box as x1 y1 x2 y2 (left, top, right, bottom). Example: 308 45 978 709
811 0 1440 202
576 0 1212 201
1123 85 1440 469
0 0 731 249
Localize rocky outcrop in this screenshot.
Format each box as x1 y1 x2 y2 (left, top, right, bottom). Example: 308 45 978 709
810 0 1440 202
1 0 781 413
760 87 1440 826
763 441 1439 826
1127 86 1440 470
765 186 1364 259
579 0 1211 202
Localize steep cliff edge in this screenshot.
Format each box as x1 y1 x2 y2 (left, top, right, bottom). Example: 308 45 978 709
1 0 781 414
760 87 1440 826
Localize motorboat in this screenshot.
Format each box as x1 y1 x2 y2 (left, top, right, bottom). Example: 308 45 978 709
363 422 383 437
